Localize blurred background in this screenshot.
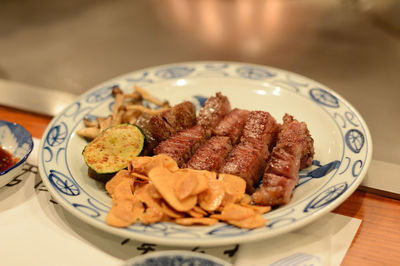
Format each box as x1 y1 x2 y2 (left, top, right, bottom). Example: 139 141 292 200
0 0 399 165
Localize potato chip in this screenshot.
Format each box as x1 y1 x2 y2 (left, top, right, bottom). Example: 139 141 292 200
198 175 225 211
130 172 150 181
131 198 145 221
106 205 133 228
174 171 198 200
219 203 254 221
240 194 252 205
241 203 271 214
105 170 133 196
175 217 219 226
106 179 141 227
136 184 162 209
218 173 246 206
160 201 185 218
193 205 208 216
112 179 135 202
149 167 197 212
105 154 271 230
131 155 179 175
212 203 267 229
227 214 266 229
140 207 164 224
135 184 164 224
147 183 162 199
188 169 214 195
209 213 224 220
187 209 204 218
130 156 154 174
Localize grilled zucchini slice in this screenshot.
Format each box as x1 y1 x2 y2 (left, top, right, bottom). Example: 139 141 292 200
83 124 144 175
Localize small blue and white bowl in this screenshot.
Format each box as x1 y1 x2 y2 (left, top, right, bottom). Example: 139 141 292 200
0 120 33 188
123 251 232 266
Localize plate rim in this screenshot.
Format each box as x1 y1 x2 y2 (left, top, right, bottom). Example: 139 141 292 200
0 119 34 176
122 250 232 266
38 60 373 247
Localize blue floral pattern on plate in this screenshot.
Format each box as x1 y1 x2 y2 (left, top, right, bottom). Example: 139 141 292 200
123 250 231 266
38 62 372 247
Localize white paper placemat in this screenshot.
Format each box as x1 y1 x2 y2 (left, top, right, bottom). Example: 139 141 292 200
0 138 361 265
361 159 400 199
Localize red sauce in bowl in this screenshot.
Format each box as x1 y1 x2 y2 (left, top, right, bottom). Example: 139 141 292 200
0 147 18 172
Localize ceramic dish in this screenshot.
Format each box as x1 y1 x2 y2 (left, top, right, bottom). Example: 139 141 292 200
0 120 34 188
123 250 231 266
38 61 372 246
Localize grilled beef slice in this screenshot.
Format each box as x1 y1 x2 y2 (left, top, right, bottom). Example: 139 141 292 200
149 101 196 142
252 114 314 206
213 108 250 145
253 173 297 206
197 92 231 135
153 125 207 167
240 110 281 148
135 112 158 156
219 139 269 193
184 136 233 171
219 111 280 193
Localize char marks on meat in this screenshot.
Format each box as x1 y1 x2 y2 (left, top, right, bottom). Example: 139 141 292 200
197 92 231 136
185 136 232 171
277 114 314 169
220 139 269 193
252 114 314 206
219 111 280 193
153 125 207 167
149 101 196 142
240 111 281 148
213 108 250 145
153 93 232 167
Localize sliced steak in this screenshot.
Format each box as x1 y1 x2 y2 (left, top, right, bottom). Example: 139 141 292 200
240 110 281 148
267 146 301 180
279 114 314 169
219 111 280 192
135 112 158 156
153 125 207 167
197 92 231 135
213 108 250 144
149 101 196 142
253 173 297 206
219 139 269 193
252 114 315 206
185 136 232 171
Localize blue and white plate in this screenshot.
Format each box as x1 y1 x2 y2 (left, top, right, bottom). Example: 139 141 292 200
0 120 34 188
38 61 372 247
123 251 231 266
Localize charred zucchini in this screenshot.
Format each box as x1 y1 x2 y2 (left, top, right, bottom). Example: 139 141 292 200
83 124 144 175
